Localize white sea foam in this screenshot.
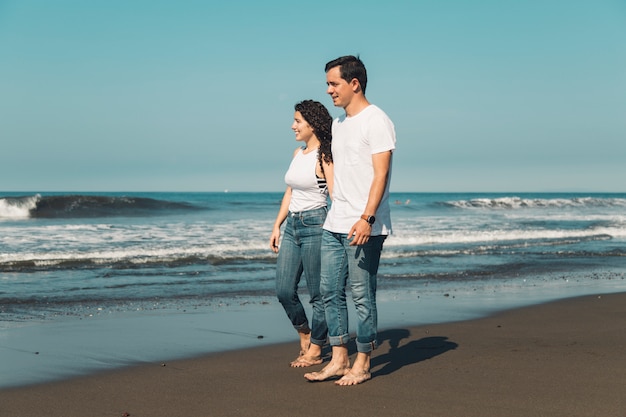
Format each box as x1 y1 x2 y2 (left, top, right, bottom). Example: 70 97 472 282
0 194 40 219
1 220 624 266
2 193 625 270
0 219 272 265
446 196 626 210
385 225 626 247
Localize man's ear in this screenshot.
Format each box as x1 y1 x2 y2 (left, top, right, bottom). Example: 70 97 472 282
350 78 362 93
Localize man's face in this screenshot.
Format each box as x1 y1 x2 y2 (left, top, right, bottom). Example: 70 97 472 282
326 66 353 109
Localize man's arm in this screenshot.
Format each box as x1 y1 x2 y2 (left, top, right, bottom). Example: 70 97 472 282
348 150 392 246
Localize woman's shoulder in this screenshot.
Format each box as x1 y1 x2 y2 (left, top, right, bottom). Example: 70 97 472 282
291 146 305 158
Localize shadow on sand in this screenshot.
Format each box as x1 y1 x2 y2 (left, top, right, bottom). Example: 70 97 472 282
318 329 457 377
372 329 458 377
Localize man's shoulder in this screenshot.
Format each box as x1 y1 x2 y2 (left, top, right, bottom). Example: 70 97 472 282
341 105 388 121
363 105 395 131
335 105 393 128
365 104 391 118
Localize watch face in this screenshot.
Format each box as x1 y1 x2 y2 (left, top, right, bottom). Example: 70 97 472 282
361 214 376 224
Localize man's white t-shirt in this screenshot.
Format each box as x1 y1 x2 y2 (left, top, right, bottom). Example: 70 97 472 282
323 104 396 236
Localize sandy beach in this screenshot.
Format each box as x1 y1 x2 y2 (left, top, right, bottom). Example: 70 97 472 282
1 292 625 417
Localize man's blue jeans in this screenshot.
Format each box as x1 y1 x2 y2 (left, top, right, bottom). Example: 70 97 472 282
320 230 386 353
275 207 328 346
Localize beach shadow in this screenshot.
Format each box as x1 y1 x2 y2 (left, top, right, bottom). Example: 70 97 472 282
371 329 458 377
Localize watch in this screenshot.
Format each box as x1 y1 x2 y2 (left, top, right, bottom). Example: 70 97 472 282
360 214 376 225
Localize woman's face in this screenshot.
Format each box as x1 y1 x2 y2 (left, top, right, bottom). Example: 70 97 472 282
291 111 315 142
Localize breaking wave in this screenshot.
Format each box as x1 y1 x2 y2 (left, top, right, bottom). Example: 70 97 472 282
442 196 626 210
0 194 201 219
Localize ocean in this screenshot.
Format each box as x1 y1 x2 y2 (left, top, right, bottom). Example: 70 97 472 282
1 191 626 387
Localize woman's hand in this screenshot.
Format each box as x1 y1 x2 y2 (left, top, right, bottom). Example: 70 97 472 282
269 228 280 253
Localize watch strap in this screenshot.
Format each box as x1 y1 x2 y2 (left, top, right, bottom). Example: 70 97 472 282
360 214 375 225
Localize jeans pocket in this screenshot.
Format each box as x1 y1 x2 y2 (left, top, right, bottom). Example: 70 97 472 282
301 213 326 227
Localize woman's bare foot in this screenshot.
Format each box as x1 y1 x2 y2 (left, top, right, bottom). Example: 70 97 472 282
335 369 371 386
303 362 349 381
290 355 323 368
291 340 323 367
297 328 311 357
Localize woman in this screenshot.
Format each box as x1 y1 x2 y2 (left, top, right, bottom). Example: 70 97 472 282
270 100 333 367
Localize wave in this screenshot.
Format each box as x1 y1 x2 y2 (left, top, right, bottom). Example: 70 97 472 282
3 244 624 273
0 194 201 219
0 195 39 218
386 222 626 246
441 196 626 210
0 254 273 272
384 236 624 257
1 232 624 273
0 242 278 272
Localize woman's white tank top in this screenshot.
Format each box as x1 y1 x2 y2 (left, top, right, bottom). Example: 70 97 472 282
284 148 328 212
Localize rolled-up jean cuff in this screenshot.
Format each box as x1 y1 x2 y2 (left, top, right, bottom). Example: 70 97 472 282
310 337 326 347
293 322 310 332
356 339 378 353
328 334 351 347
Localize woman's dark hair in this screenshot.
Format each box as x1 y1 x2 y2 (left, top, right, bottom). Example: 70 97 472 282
294 100 333 169
324 55 367 94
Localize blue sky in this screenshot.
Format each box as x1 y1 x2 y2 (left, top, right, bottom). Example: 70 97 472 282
1 0 624 192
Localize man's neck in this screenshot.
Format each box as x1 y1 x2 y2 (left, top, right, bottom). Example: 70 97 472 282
344 96 370 118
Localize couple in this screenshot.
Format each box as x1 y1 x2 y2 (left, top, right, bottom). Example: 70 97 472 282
270 55 396 386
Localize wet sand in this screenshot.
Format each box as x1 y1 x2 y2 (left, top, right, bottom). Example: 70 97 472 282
1 292 625 417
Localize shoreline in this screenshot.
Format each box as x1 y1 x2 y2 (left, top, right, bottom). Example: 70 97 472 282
1 273 626 390
1 291 625 416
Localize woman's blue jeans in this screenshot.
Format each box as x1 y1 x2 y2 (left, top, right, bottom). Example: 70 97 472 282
275 207 328 346
320 230 386 353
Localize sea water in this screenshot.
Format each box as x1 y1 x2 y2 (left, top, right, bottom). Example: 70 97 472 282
1 192 625 387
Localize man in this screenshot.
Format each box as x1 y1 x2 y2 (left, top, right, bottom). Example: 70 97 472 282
304 55 396 385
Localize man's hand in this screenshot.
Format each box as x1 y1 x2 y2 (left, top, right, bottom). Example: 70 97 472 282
348 219 371 246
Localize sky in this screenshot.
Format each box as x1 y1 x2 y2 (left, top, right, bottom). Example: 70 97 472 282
1 0 625 193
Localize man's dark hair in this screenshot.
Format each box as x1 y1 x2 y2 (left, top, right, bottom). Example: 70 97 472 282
325 55 368 94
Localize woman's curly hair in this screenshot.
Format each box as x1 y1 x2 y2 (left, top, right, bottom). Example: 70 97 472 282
295 100 333 170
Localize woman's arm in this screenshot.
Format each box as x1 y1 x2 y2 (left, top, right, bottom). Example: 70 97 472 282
270 186 292 253
321 157 334 200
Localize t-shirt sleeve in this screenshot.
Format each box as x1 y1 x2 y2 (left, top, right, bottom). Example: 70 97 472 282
367 111 396 154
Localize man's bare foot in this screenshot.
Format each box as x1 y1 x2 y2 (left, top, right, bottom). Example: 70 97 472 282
304 363 349 381
335 369 371 386
290 355 323 368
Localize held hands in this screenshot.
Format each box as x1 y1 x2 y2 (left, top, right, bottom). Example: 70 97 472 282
349 219 372 246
